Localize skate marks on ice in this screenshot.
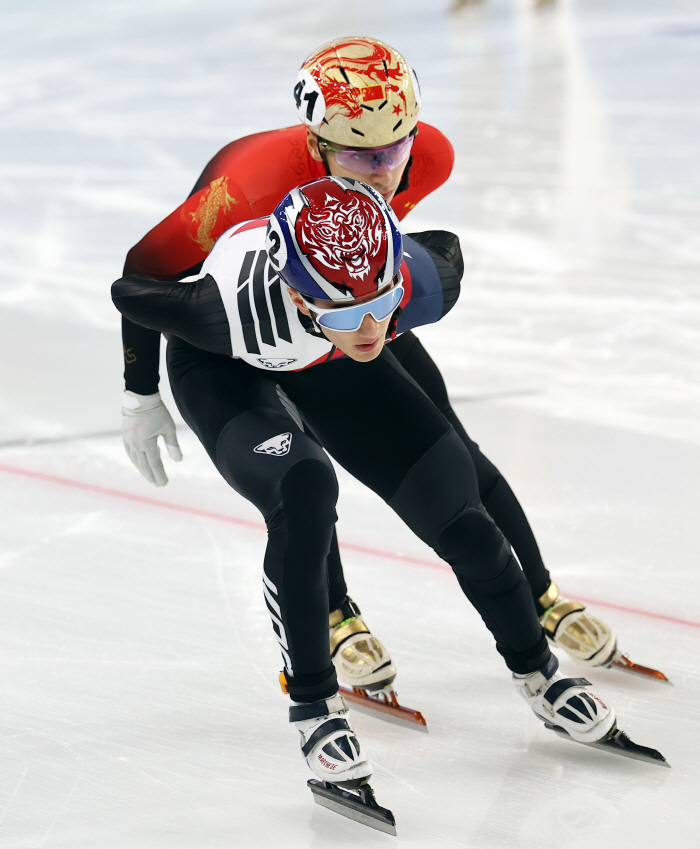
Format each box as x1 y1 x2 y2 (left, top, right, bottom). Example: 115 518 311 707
450 389 542 405
0 429 121 450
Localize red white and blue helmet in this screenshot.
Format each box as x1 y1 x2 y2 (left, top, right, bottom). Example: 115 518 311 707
265 176 403 302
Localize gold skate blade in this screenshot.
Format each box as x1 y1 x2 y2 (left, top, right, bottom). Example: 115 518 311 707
338 685 428 732
308 780 397 835
609 651 671 684
544 722 670 768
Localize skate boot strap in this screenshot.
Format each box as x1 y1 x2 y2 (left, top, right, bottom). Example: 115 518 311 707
329 597 361 628
542 601 586 637
300 717 351 758
543 677 592 707
538 580 560 611
330 618 371 655
289 693 348 723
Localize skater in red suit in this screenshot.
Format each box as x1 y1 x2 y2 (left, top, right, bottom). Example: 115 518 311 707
120 38 661 709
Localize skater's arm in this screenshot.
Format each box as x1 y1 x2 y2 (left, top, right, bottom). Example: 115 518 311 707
112 273 233 356
120 171 251 387
121 317 162 395
124 176 252 281
407 230 463 318
397 231 463 333
120 261 207 393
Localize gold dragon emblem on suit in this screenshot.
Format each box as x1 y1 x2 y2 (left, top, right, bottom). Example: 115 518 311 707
185 176 238 252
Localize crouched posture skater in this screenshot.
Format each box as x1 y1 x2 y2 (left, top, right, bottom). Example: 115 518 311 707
113 177 617 788
121 36 619 695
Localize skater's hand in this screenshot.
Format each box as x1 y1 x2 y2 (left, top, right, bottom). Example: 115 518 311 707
121 390 182 486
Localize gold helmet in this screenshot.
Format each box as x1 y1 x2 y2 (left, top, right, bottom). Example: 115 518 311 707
295 37 421 148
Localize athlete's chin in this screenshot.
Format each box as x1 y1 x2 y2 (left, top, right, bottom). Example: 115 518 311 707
342 337 383 362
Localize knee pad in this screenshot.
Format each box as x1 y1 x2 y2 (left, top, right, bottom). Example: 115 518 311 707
267 458 339 581
264 457 339 576
437 508 512 581
279 458 339 529
388 428 480 548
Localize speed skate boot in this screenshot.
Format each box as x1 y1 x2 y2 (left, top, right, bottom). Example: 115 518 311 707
538 581 669 682
329 598 396 692
329 598 427 730
538 581 617 668
514 653 669 766
291 692 398 834
514 654 615 744
290 692 371 787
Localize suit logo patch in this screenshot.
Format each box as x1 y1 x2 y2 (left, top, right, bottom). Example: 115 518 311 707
254 433 293 456
257 357 298 369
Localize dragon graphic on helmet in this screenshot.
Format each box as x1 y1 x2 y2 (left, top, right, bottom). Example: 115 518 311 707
294 37 421 148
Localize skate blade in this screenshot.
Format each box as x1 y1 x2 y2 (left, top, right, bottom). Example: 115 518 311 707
544 722 670 768
339 685 428 732
308 779 397 835
609 651 671 684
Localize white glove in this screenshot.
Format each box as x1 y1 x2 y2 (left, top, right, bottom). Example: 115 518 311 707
122 390 183 486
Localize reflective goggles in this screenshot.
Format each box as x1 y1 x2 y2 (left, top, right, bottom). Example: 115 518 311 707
318 129 416 176
301 281 404 332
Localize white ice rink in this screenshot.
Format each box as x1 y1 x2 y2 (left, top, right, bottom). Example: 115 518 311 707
1 0 699 846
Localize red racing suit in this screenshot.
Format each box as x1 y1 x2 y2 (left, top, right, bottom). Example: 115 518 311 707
122 122 454 393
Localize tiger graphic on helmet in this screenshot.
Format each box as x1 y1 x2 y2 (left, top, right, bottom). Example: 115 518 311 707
267 176 403 302
296 180 387 292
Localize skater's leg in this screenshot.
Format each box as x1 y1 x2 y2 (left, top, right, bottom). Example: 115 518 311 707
279 402 395 687
387 427 549 673
389 331 552 604
166 337 339 702
277 351 631 747
326 530 349 610
388 335 626 668
388 334 624 666
273 388 349 613
277 350 549 675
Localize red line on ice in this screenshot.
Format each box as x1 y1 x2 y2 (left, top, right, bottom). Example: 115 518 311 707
1 461 699 631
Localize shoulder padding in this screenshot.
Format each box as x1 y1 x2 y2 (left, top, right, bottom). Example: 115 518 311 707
406 231 463 317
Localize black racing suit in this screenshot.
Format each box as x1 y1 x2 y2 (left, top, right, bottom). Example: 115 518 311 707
113 231 551 702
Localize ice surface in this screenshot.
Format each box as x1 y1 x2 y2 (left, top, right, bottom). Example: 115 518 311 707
0 1 698 846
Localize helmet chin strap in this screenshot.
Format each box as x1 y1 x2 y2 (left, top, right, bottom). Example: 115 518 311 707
386 307 402 340
319 151 332 177
394 156 413 197
297 308 326 338
312 134 333 176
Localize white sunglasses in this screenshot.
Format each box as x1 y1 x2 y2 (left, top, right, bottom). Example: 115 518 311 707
300 280 404 332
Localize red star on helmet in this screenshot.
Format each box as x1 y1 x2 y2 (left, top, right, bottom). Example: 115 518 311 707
392 103 402 115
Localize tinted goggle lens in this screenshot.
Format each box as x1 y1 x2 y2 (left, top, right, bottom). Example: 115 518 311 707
308 285 405 332
327 135 415 175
